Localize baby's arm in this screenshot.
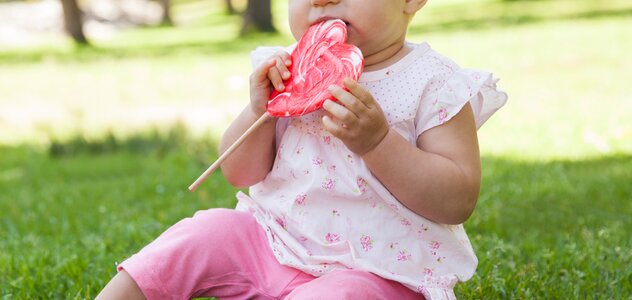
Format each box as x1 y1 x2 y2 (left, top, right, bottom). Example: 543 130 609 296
363 105 481 224
324 79 480 224
220 52 292 187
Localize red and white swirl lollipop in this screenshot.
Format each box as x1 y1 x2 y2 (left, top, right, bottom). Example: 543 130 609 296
268 19 363 117
190 19 364 191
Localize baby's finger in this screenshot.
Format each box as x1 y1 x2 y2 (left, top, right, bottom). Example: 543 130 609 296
252 59 277 85
272 51 292 80
275 59 291 81
343 78 372 108
268 67 285 92
322 115 347 139
276 50 292 67
323 99 358 126
328 85 363 117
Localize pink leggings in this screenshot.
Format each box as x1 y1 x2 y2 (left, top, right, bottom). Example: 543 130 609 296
118 208 424 300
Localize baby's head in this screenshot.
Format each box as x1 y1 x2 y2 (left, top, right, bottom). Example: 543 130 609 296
288 0 427 57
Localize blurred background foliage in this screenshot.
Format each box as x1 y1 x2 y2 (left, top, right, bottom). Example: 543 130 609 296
0 0 631 298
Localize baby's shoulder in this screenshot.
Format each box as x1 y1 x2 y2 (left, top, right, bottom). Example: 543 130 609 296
408 43 462 83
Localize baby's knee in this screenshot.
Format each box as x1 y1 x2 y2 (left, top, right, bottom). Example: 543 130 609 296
171 208 252 241
191 208 245 226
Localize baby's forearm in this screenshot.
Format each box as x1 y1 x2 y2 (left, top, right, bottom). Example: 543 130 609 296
362 130 480 224
220 107 277 187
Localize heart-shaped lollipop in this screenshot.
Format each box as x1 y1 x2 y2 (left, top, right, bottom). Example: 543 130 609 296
267 19 364 117
189 19 363 191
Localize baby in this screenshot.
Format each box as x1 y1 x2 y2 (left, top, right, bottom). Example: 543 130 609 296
97 0 507 299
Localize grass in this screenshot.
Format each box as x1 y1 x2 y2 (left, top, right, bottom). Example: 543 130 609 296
0 0 631 298
0 139 241 299
1 138 630 298
458 155 632 298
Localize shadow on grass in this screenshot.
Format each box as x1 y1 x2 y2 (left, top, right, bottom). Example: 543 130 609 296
0 130 630 298
474 154 631 240
459 154 632 298
5 130 631 234
45 123 220 166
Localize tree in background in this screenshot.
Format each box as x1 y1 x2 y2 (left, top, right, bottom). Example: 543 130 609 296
240 0 275 35
225 0 237 15
59 0 89 44
158 0 173 26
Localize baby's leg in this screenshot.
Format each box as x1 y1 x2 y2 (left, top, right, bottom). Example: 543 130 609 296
96 270 145 300
96 208 303 300
285 269 425 300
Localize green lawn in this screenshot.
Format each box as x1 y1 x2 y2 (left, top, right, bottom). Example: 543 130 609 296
1 0 631 298
1 137 630 298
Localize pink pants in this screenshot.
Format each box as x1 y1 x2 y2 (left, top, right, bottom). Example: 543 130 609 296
118 208 424 300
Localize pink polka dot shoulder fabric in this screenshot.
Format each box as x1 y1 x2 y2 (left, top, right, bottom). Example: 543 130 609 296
237 42 507 299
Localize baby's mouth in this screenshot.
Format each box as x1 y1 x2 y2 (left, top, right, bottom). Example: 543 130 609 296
314 17 350 28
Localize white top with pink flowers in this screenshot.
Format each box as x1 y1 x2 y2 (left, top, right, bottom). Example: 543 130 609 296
235 42 507 300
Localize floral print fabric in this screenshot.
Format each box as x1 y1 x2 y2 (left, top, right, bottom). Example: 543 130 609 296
236 42 507 299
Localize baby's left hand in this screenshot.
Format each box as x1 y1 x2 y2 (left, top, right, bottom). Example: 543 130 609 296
322 78 389 156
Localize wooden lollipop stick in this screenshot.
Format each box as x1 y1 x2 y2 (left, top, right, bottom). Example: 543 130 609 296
189 113 272 192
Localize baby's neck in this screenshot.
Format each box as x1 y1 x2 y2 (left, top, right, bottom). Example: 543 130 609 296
362 41 412 72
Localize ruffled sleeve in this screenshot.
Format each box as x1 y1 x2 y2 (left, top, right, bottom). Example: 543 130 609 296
415 69 508 137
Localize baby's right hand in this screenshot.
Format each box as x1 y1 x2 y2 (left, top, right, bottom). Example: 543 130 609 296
249 51 292 117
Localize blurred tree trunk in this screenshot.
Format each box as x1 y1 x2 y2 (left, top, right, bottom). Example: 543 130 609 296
159 0 173 26
225 0 237 15
240 0 276 35
59 0 89 45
